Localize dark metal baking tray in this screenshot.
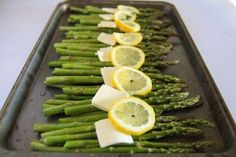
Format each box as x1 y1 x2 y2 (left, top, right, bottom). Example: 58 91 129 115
0 0 235 157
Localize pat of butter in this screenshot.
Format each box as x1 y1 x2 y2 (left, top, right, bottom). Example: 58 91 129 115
97 32 116 46
102 8 118 14
97 46 113 62
99 14 114 21
92 85 128 111
95 119 133 148
97 21 117 28
101 67 116 87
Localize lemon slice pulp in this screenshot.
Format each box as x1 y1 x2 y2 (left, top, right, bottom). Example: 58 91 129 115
111 45 145 69
113 32 142 46
112 67 152 95
117 5 140 14
114 10 136 22
108 97 155 135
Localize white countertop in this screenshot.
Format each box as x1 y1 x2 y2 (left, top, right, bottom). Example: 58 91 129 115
0 0 235 123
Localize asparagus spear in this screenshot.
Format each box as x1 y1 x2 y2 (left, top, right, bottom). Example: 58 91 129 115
64 139 214 150
42 132 97 145
134 127 202 140
45 99 91 105
53 68 102 76
64 104 99 116
153 96 201 116
58 113 107 123
55 48 97 57
42 104 55 109
59 56 99 61
54 94 92 100
44 76 103 85
147 73 183 83
33 122 93 132
41 125 95 138
150 84 184 95
154 119 214 130
143 92 189 104
54 42 106 49
62 86 99 95
62 38 100 44
156 116 180 123
31 141 195 153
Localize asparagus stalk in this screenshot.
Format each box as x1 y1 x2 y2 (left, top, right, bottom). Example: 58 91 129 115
53 68 101 76
153 96 201 116
64 104 99 116
135 127 202 140
147 73 183 83
31 141 195 153
54 94 92 100
64 139 214 150
152 83 187 91
54 42 106 49
33 122 93 132
59 56 99 61
45 99 91 105
64 139 99 148
42 104 55 109
143 92 189 104
62 39 100 43
42 132 97 145
62 62 112 68
62 86 99 95
156 116 180 123
154 119 214 130
41 124 95 138
31 141 74 152
150 84 184 95
44 76 103 85
58 113 107 123
55 48 97 57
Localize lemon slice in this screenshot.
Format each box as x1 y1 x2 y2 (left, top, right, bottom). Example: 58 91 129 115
113 32 142 46
112 67 152 95
108 97 155 135
116 20 141 33
111 45 145 69
117 5 140 14
114 10 136 22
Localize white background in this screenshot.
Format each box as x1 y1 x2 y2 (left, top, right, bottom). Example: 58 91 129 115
0 0 235 123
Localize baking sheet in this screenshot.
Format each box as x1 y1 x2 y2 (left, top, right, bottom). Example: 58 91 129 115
0 1 235 157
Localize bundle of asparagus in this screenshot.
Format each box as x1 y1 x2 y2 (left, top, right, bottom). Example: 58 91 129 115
31 5 215 153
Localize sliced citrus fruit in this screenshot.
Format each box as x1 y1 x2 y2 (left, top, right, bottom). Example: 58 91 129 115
116 20 141 33
108 97 155 135
117 5 140 14
113 32 143 46
111 45 145 69
114 10 136 22
112 67 152 95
